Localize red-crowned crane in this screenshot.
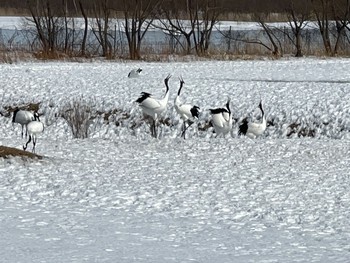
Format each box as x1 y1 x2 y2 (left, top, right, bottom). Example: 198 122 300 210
209 98 232 138
174 77 200 139
136 74 171 138
239 99 266 139
23 112 44 153
12 109 34 138
128 68 142 78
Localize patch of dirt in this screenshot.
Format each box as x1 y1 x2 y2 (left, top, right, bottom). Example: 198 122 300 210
0 145 43 159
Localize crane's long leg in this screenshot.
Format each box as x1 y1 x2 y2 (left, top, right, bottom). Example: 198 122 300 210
32 136 36 153
181 121 194 139
23 135 32 151
147 120 153 137
181 121 186 139
145 116 156 138
152 119 157 138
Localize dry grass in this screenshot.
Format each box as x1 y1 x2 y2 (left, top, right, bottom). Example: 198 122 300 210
0 8 29 16
0 145 42 159
3 102 41 117
0 51 35 64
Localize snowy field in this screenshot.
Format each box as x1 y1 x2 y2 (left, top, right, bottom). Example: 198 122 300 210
1 58 350 262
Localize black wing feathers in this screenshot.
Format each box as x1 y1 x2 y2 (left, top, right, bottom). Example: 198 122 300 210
209 108 228 114
136 92 152 103
190 106 200 118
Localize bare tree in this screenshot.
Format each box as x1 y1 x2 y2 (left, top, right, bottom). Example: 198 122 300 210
218 26 280 56
312 0 333 55
91 0 113 58
190 0 222 56
26 0 62 56
311 0 350 55
156 0 221 56
78 0 89 56
61 0 80 55
62 0 69 53
254 13 283 57
219 10 284 57
331 0 350 54
122 0 162 60
156 2 193 55
285 0 311 57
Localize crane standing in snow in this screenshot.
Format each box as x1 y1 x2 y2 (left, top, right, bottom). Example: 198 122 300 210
174 77 200 139
209 98 232 138
23 112 44 153
238 99 266 139
136 74 171 138
12 109 34 138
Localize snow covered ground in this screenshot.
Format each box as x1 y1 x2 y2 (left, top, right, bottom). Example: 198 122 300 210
0 58 350 262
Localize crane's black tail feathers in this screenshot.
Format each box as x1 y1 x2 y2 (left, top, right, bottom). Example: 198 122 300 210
190 106 200 118
238 118 248 136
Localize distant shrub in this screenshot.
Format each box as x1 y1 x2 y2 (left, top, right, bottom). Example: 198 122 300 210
60 97 94 139
287 122 316 138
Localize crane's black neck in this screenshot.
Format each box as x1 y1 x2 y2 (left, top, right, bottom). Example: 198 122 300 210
164 77 171 95
34 112 40 121
12 109 19 122
178 81 184 96
226 101 231 114
259 102 264 117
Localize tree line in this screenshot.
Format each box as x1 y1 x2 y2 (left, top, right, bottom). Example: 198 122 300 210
0 0 349 59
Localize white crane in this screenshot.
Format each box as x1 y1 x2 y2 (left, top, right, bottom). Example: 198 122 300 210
23 112 44 153
136 74 171 138
174 77 200 139
128 68 142 78
12 109 34 138
209 98 232 137
238 99 266 139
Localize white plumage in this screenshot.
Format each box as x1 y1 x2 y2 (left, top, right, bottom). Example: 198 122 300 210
174 77 200 139
12 109 34 138
209 99 232 137
23 112 44 153
239 99 267 139
136 74 171 138
128 68 142 78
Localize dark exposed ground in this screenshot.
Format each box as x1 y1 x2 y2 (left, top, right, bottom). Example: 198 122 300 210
0 145 42 159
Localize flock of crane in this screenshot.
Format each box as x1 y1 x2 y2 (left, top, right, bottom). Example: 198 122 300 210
133 68 267 140
10 68 266 153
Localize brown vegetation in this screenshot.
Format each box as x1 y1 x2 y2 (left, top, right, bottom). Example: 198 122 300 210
3 103 41 117
0 145 43 159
